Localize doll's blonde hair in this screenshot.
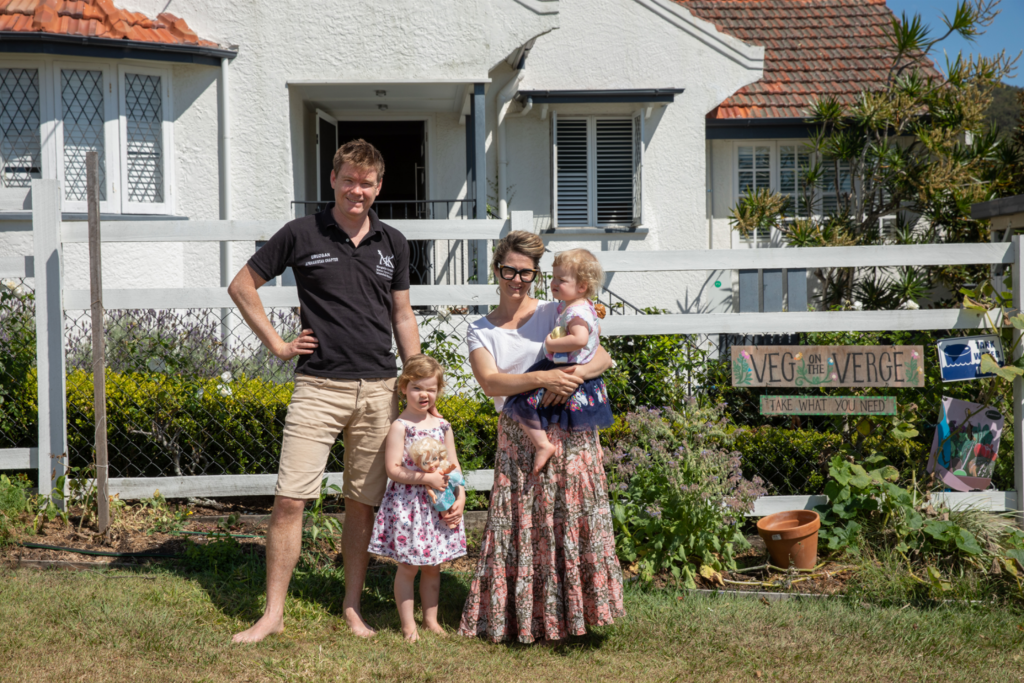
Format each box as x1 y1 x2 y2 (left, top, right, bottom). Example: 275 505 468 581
408 437 448 471
552 249 604 299
397 354 445 394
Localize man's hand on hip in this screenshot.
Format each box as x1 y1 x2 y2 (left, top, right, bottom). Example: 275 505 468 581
275 329 318 361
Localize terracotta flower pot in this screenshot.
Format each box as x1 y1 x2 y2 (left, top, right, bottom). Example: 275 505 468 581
756 510 821 569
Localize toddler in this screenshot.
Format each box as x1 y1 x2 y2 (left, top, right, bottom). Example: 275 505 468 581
367 354 467 641
503 248 614 474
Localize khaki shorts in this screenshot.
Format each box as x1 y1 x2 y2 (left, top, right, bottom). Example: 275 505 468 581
276 374 398 504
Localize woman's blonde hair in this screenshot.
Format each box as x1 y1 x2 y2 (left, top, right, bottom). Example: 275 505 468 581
491 230 546 272
397 354 445 394
552 249 604 299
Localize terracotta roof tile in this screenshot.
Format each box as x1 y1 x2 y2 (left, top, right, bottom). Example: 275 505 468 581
0 0 219 47
676 0 942 119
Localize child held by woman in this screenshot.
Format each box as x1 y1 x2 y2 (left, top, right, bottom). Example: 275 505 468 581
502 248 615 474
367 354 467 641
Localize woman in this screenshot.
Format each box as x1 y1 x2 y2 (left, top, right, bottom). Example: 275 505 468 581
457 231 625 643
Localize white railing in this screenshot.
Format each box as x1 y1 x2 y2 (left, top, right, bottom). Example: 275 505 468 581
9 179 1024 518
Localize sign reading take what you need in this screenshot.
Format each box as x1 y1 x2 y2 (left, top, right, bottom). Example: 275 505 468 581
760 395 897 416
732 345 925 388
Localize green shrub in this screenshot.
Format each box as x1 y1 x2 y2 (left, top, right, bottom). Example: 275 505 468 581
731 427 842 495
605 405 766 587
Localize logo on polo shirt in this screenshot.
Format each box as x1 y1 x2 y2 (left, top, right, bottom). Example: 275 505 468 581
376 250 394 279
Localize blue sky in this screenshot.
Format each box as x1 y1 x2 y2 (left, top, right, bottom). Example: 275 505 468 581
885 0 1024 83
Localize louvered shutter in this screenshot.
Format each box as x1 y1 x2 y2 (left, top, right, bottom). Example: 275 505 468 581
555 118 589 227
632 110 643 226
550 111 558 228
595 119 633 226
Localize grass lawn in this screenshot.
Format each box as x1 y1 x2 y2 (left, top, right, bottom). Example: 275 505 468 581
3 553 1024 683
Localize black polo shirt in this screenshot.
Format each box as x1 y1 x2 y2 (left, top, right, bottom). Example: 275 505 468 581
247 205 410 379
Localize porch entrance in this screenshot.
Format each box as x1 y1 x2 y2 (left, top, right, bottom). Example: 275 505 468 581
317 118 431 284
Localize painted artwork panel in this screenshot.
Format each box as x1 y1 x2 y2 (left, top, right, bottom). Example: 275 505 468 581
926 397 1003 492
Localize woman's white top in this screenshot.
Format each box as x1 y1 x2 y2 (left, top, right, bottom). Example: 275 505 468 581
466 300 560 411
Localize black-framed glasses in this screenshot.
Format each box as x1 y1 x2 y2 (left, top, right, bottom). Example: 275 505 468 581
497 265 539 283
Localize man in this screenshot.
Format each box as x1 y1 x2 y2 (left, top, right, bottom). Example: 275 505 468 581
229 139 462 642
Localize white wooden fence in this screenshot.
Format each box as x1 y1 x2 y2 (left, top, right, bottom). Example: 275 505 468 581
4 178 1022 518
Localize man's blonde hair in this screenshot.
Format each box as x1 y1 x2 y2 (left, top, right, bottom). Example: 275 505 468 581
333 139 385 181
397 354 445 394
552 249 604 299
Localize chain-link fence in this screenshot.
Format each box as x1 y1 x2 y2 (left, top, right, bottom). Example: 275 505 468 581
1 268 1011 497
0 277 36 452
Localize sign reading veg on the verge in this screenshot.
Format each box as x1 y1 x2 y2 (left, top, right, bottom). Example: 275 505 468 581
760 395 897 416
731 346 925 388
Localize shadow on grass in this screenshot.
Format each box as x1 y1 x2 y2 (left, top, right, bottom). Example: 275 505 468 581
155 539 609 650
157 539 474 636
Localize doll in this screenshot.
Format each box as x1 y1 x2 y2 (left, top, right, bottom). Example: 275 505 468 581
409 437 466 511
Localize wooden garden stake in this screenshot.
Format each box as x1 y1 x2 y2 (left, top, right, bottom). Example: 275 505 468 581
86 151 109 535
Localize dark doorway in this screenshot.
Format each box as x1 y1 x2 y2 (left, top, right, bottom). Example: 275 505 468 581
328 120 429 284
334 120 426 217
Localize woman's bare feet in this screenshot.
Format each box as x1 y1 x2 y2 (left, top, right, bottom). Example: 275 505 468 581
532 441 557 475
232 614 284 643
343 607 377 638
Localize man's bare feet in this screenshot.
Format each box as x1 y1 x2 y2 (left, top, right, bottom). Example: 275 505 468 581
403 626 420 642
232 614 284 644
532 441 557 475
423 622 447 637
343 606 377 638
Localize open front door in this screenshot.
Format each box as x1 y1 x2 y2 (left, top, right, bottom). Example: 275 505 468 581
316 109 338 205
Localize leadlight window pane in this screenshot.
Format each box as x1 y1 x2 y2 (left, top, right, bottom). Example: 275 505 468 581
124 73 164 203
0 68 41 188
62 69 106 201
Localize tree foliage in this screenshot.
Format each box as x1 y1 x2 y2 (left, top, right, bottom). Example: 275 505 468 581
729 0 1023 309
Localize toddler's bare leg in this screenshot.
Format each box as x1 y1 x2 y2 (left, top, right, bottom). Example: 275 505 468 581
524 425 557 474
394 563 420 642
419 565 445 636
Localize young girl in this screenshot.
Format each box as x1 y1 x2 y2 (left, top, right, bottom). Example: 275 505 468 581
502 248 615 474
367 354 467 641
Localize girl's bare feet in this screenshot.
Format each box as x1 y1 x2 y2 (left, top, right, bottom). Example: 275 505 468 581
423 621 447 637
532 441 557 475
403 626 420 642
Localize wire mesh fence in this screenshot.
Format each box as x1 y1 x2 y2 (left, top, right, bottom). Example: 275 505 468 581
1 267 1014 497
0 277 36 451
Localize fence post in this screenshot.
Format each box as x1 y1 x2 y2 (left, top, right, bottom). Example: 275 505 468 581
1013 234 1024 527
32 179 66 503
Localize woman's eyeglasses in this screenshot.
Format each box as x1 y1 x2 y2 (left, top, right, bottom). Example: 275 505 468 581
497 265 539 283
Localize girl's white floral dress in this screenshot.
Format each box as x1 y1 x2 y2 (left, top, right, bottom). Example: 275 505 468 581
367 418 467 565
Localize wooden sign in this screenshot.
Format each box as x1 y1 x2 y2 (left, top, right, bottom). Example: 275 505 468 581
731 345 924 388
760 395 897 416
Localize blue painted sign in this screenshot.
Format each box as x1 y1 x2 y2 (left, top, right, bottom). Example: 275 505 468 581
936 335 1005 383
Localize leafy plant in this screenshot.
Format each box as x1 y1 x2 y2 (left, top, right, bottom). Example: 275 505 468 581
144 492 192 535
605 405 766 587
303 480 344 552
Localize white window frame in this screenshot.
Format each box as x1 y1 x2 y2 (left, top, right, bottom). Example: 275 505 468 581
53 61 121 214
732 140 778 247
552 114 642 229
118 63 174 215
0 58 56 207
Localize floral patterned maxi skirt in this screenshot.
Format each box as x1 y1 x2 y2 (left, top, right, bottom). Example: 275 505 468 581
457 414 626 643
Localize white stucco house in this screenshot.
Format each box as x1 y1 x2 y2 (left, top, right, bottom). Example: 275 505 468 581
0 0 919 314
